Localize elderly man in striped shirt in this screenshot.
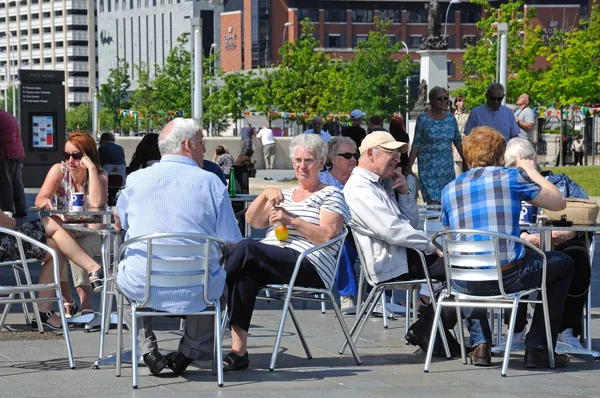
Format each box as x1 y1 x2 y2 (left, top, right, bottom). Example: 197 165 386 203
115 118 242 376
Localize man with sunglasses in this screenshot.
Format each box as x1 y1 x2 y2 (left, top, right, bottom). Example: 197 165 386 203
464 82 520 141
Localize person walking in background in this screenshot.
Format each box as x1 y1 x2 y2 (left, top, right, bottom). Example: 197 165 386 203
342 109 367 148
213 145 235 175
572 135 584 166
257 125 276 169
407 86 466 205
515 93 536 141
452 95 469 176
464 83 520 141
0 108 27 217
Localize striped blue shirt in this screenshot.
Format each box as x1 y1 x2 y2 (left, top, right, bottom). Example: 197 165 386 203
116 154 242 313
441 166 540 265
261 186 350 289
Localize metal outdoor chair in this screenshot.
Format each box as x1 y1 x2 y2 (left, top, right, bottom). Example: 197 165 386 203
259 226 362 370
0 227 75 369
113 233 229 388
425 229 554 377
339 229 451 357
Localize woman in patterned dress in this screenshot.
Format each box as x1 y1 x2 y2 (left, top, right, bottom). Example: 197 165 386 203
0 211 103 329
35 131 108 317
407 86 466 204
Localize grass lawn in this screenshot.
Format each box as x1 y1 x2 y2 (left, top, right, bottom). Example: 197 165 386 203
544 166 600 196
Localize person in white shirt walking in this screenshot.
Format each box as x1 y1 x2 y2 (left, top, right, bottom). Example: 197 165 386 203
571 135 584 165
257 126 276 169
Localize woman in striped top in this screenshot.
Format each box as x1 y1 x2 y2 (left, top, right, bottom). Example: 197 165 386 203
223 134 350 372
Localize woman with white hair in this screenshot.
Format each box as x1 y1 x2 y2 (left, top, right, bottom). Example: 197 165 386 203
505 137 590 348
224 134 351 371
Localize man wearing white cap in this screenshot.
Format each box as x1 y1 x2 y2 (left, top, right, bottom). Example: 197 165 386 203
343 109 367 147
344 131 440 284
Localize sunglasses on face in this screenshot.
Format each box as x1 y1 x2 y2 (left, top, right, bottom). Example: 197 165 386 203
434 96 449 101
337 152 359 160
63 152 84 161
488 96 505 102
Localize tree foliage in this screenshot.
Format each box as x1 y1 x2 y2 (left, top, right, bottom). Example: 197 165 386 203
152 34 192 115
98 58 131 133
66 103 92 132
129 62 157 133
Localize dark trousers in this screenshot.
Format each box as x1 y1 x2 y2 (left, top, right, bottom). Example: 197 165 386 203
467 250 573 350
0 158 27 215
225 239 324 332
574 151 584 165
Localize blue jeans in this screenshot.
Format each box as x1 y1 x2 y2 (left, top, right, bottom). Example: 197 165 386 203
456 250 573 350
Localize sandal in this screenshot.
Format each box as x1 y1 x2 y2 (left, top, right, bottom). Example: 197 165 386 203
222 351 249 372
88 266 104 292
64 302 78 319
31 310 64 331
80 309 95 316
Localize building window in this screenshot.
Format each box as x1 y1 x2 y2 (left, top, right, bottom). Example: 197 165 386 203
57 56 64 63
409 36 423 48
100 0 104 12
327 34 345 48
33 43 40 49
353 34 367 47
325 9 345 23
380 10 401 23
461 7 481 24
115 0 118 11
407 9 427 23
386 35 396 45
462 35 477 48
130 0 133 9
297 8 318 23
447 60 454 78
352 10 373 23
137 0 141 7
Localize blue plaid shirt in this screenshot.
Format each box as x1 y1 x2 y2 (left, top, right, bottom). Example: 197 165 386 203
116 155 242 313
441 166 540 264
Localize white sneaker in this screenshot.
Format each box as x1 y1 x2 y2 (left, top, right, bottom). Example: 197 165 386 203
501 330 526 346
558 328 584 348
340 296 355 310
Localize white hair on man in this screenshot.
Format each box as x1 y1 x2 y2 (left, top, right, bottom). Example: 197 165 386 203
158 118 202 155
289 133 328 161
504 137 537 167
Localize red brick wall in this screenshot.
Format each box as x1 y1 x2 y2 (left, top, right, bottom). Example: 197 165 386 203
220 12 243 73
243 0 252 70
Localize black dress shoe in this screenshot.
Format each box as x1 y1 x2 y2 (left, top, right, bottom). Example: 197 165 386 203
405 321 462 357
524 346 570 368
166 351 193 375
222 351 249 372
143 349 168 375
469 343 492 366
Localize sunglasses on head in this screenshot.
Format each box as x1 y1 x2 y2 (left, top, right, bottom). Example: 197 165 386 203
337 152 359 160
63 152 84 161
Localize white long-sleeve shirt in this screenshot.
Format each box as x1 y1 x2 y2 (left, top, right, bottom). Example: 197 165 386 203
343 167 437 284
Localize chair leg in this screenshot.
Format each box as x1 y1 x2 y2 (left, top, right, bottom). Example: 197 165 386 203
586 288 592 350
356 266 365 316
424 297 445 373
0 298 13 330
327 291 361 365
541 290 555 369
179 318 186 332
214 301 224 387
320 294 326 314
502 300 520 377
98 277 111 359
269 289 293 371
351 289 385 347
339 287 379 355
381 293 389 329
288 303 312 360
456 305 467 364
21 263 43 333
404 289 410 334
131 308 139 389
115 293 124 377
56 286 75 369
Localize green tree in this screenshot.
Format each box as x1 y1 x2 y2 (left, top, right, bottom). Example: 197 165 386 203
274 19 338 125
537 5 600 105
1 85 19 115
130 62 157 133
202 50 230 135
98 58 131 133
342 17 415 120
218 70 255 133
152 34 192 116
65 103 92 132
455 0 545 107
249 67 281 127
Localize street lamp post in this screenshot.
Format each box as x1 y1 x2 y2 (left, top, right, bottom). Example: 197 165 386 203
282 22 293 45
208 43 217 136
444 0 461 39
7 31 16 116
399 41 410 135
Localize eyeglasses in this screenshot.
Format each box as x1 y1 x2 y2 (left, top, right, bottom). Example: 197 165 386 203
337 152 359 160
376 147 400 159
434 96 449 101
63 152 84 161
188 139 206 147
292 157 316 166
488 96 505 102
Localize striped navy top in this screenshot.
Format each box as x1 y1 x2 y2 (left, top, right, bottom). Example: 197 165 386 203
261 185 350 289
